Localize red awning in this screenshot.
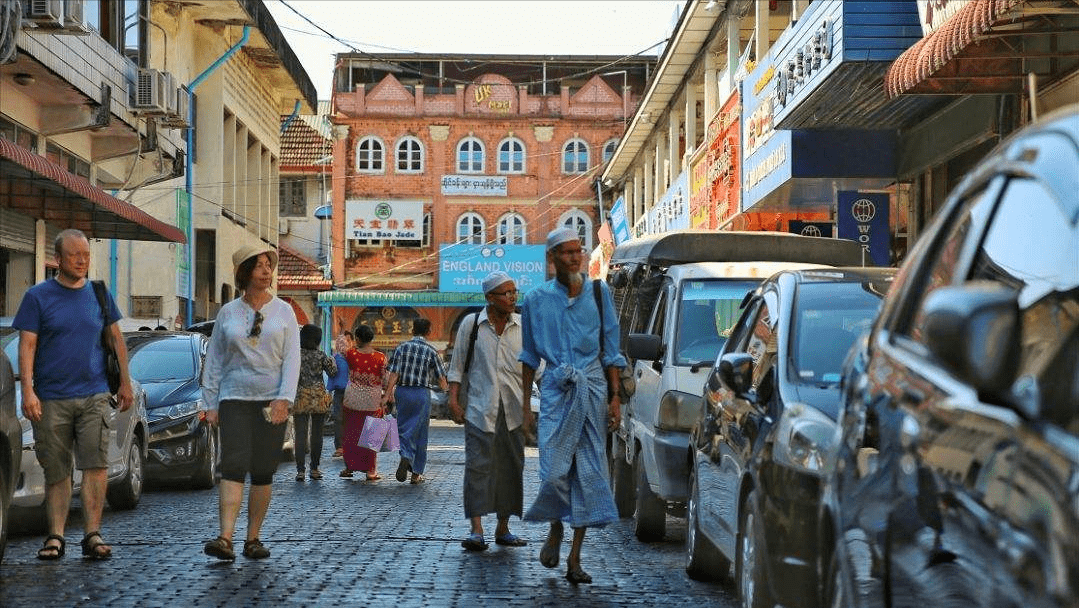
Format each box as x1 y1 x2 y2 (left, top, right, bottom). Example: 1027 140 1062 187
885 0 1025 97
0 137 186 243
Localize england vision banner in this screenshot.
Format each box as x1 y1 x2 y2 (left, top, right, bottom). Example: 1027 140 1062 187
438 243 546 293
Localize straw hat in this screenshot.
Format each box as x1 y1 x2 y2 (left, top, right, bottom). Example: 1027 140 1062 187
232 243 278 269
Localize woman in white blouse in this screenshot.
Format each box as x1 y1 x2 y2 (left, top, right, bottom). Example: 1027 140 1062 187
201 244 300 561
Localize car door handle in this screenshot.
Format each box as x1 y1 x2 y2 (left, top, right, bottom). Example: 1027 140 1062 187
636 369 643 379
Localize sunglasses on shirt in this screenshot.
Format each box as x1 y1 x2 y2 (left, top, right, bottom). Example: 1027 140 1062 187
249 311 264 338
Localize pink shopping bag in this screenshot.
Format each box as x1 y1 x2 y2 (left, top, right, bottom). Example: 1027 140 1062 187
381 415 399 452
358 415 389 451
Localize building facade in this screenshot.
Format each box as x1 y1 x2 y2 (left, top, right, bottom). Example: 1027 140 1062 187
322 54 655 350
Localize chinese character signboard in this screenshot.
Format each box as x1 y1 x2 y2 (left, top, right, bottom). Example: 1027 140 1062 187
440 175 508 196
439 243 546 293
346 200 423 240
836 191 889 266
710 92 741 228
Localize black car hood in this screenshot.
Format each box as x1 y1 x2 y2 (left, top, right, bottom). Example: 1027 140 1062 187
787 382 842 420
140 379 200 410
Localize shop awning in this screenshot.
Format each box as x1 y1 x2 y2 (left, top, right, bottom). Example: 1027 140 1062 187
0 138 186 243
884 0 1079 97
318 289 487 307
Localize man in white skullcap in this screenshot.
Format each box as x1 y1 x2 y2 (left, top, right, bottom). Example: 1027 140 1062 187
518 227 626 584
448 270 527 552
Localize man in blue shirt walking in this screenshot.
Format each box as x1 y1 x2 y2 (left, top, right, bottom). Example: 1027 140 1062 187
382 318 448 484
520 227 626 584
14 229 134 561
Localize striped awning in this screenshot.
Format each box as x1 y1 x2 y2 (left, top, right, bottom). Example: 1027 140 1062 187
0 138 186 243
318 290 487 307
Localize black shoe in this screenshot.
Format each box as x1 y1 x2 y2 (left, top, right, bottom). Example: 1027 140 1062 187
396 457 411 482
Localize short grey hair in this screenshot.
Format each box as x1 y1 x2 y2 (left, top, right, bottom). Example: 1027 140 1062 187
54 229 88 257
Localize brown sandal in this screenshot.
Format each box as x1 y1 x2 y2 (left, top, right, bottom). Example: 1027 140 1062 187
242 538 270 559
80 531 112 560
37 534 65 560
203 536 235 561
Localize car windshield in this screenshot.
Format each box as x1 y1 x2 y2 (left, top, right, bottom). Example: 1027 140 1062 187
791 280 888 385
127 339 195 382
674 280 758 366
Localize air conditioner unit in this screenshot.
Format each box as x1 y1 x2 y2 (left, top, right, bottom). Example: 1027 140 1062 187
62 0 91 34
130 68 168 115
25 0 63 27
162 85 191 128
278 218 291 235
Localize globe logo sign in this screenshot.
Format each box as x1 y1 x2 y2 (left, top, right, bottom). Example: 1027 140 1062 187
852 198 876 222
374 202 393 219
800 225 822 237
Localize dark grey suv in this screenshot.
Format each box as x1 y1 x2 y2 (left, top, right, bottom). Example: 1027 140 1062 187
822 106 1079 607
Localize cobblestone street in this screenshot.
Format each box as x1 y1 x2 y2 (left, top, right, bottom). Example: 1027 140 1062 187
1 421 737 607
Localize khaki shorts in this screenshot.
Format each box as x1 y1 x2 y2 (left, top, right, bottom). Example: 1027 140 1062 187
31 393 112 485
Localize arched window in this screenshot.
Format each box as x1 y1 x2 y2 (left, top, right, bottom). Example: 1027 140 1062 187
355 136 384 172
560 209 593 250
395 136 424 173
457 212 486 244
602 138 619 163
562 138 589 173
497 137 525 174
497 213 527 245
456 137 485 173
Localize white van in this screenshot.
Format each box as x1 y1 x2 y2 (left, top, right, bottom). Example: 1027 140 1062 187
605 230 864 541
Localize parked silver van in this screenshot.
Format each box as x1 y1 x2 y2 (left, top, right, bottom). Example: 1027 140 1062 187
605 230 864 541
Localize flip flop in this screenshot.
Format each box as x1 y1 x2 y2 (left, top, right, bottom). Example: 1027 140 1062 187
461 532 489 552
365 473 382 482
495 533 527 547
539 522 563 568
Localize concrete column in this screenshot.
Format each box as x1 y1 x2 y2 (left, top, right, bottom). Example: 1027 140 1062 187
415 84 424 114
685 84 698 159
728 12 741 78
455 84 465 115
624 179 635 227
654 137 665 201
633 166 644 223
669 108 681 175
755 0 768 62
704 51 717 125
643 150 654 212
793 0 811 22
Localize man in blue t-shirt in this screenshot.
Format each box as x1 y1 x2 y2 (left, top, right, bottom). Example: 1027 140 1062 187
13 229 133 561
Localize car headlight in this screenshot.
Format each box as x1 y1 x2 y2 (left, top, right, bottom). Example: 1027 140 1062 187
149 399 203 423
773 403 837 475
657 390 701 432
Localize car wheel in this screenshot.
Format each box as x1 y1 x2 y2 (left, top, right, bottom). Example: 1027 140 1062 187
738 489 773 608
632 451 665 542
191 425 218 489
686 467 730 581
106 440 143 510
609 435 635 518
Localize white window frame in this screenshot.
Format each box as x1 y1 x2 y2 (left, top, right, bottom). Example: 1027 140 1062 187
456 137 485 173
355 136 384 173
602 138 620 163
457 212 486 244
562 138 590 174
559 209 593 250
395 136 424 173
497 137 526 174
496 212 527 245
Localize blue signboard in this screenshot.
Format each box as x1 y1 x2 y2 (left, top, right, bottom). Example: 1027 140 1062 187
609 196 631 245
836 191 889 266
646 170 690 234
438 243 546 293
789 220 833 238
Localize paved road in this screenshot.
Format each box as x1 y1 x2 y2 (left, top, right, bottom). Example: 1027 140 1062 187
0 421 737 607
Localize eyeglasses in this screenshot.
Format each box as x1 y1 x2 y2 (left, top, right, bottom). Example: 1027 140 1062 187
489 290 518 299
249 311 264 338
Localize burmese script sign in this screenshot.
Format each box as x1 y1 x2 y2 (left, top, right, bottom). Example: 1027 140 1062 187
440 175 508 196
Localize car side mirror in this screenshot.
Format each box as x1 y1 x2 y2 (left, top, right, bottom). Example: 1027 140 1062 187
922 282 1020 399
719 352 755 400
627 333 664 362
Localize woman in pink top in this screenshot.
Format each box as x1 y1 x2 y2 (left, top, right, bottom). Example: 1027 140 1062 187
340 324 385 481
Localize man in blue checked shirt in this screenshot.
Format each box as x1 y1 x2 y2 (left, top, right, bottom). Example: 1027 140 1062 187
382 318 448 484
519 227 626 585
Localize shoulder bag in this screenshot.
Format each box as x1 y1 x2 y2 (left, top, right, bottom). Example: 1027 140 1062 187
594 280 634 401
91 280 122 395
456 312 481 411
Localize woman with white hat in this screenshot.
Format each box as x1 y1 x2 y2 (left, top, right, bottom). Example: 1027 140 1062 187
201 243 300 561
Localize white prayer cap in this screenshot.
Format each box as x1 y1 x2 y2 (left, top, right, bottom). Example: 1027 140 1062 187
546 227 580 251
482 271 514 294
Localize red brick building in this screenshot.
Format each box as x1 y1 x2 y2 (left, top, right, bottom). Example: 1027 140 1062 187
324 54 654 350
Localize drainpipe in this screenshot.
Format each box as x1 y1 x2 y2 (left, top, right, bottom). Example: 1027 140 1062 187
280 100 300 135
185 25 250 327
